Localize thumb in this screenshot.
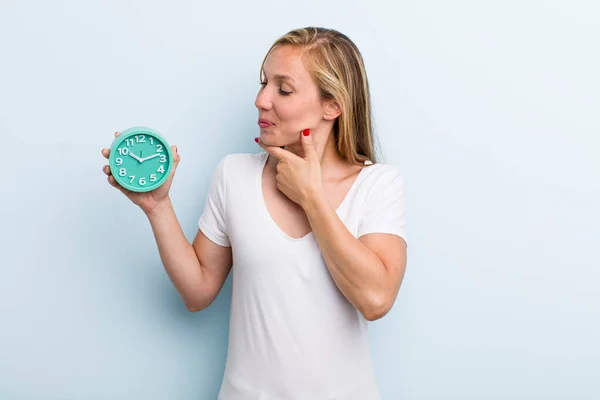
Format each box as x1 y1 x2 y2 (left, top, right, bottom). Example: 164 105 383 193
172 145 180 168
301 129 318 162
168 145 180 181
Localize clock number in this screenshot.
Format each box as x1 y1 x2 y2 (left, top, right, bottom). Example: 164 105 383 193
160 155 166 163
157 165 165 174
116 157 123 166
126 139 135 147
118 148 129 155
119 168 127 176
149 137 154 145
139 177 147 185
135 135 146 143
156 144 163 153
150 174 157 182
129 175 136 183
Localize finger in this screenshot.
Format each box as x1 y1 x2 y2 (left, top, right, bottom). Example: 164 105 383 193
171 145 179 162
102 165 111 176
102 132 120 158
107 174 119 187
301 129 318 162
161 146 179 182
255 137 290 161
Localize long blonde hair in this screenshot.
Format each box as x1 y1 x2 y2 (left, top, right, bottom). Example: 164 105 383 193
260 27 380 165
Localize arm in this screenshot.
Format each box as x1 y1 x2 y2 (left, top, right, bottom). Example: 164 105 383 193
303 193 407 321
146 199 232 312
254 133 406 320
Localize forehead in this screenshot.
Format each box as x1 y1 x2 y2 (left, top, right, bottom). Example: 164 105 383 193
262 45 310 83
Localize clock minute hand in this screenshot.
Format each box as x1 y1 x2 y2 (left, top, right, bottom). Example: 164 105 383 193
140 153 161 162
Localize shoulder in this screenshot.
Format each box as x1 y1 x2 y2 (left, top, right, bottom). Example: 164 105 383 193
220 151 265 167
361 161 405 190
213 151 265 171
212 152 267 191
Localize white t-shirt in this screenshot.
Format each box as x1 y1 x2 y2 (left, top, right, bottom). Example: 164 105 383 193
198 151 407 400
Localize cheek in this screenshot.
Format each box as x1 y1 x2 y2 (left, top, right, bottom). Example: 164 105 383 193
276 97 317 125
274 101 297 122
271 104 299 137
271 95 322 140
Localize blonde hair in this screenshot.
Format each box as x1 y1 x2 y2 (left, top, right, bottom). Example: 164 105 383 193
260 27 380 165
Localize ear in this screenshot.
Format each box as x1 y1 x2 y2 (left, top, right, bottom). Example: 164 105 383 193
323 99 342 121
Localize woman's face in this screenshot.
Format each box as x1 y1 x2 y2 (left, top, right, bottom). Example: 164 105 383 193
255 45 329 147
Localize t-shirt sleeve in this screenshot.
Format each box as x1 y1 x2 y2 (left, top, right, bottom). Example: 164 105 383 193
198 155 231 247
357 167 408 247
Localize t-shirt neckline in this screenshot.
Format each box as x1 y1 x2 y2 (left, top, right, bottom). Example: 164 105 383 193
256 151 368 243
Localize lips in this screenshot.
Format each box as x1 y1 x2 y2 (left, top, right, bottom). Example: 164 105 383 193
258 119 274 128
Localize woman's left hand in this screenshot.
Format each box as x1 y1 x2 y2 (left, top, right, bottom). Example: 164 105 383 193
255 129 324 209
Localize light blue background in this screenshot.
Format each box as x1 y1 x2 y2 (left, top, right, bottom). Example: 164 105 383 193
1 0 598 399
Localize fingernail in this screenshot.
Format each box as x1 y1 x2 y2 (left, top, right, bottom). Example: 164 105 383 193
303 129 310 136
254 137 259 143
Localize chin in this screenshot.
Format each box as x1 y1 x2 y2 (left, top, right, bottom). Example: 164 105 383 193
259 133 278 146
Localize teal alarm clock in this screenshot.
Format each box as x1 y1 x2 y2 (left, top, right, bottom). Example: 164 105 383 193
108 126 174 192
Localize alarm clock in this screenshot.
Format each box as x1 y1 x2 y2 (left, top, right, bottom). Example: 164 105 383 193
108 126 174 192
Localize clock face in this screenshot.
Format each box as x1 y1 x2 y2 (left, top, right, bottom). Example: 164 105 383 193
110 131 172 192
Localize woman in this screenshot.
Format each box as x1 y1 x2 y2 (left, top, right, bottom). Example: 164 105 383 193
102 27 407 400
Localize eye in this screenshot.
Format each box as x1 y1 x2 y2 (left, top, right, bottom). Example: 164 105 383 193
259 80 292 96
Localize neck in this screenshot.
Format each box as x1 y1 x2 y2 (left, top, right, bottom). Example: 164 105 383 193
268 129 345 178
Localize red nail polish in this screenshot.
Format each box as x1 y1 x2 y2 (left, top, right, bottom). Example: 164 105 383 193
303 129 310 136
254 137 259 142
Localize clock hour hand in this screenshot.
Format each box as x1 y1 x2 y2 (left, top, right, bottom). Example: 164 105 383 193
127 152 142 163
140 153 161 162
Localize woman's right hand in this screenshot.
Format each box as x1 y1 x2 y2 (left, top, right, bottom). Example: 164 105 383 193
101 131 181 214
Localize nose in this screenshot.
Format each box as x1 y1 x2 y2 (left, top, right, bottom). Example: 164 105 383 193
255 86 272 111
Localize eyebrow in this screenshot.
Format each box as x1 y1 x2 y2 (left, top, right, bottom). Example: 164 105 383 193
263 72 295 82
274 74 294 81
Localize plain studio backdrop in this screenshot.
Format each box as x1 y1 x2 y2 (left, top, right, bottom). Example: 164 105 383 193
0 0 598 399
